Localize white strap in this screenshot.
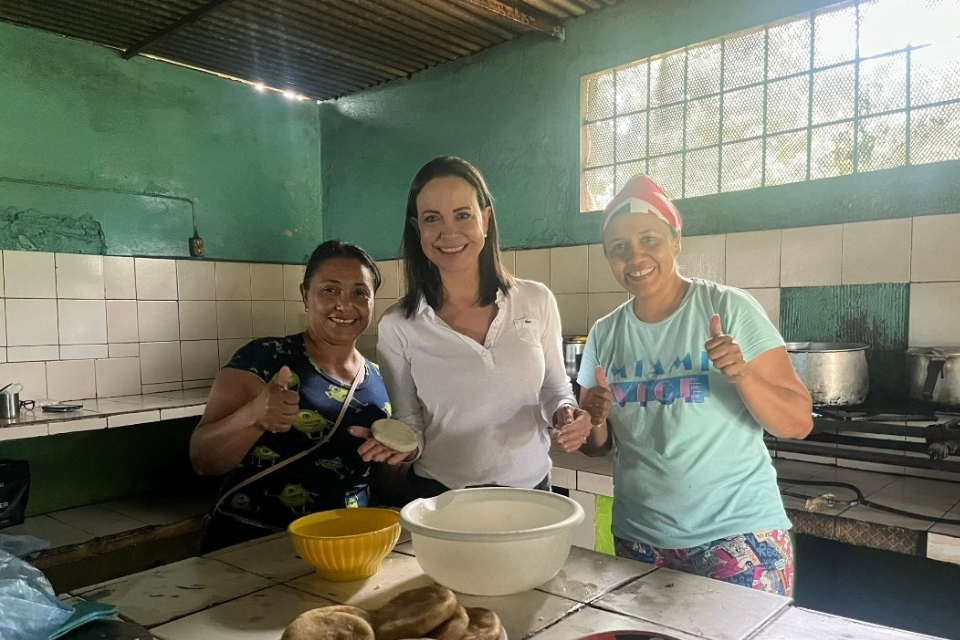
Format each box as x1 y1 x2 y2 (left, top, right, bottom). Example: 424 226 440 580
213 363 364 513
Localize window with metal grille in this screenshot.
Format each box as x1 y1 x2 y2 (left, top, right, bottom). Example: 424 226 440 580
580 0 960 213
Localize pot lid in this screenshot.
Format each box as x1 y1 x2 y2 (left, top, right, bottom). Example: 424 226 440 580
785 342 869 353
907 347 960 356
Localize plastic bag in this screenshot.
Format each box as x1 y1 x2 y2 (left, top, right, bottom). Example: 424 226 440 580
0 534 49 560
0 549 73 640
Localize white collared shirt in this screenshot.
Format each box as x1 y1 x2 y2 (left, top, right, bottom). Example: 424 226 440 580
376 279 576 489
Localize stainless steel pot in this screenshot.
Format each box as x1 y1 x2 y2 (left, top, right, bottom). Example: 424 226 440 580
563 335 587 381
785 342 870 406
907 348 960 406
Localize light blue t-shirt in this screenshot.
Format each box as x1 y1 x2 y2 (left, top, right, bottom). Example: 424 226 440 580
577 279 791 549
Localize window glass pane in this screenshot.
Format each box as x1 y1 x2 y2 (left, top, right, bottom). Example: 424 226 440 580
911 43 960 107
584 120 615 167
584 167 616 211
858 53 907 115
685 95 720 148
684 147 720 197
721 139 763 191
723 85 764 142
858 0 911 57
911 102 960 165
768 17 811 78
812 64 855 125
810 122 855 179
766 76 810 133
616 62 648 114
687 41 722 98
723 30 765 90
615 114 647 162
648 154 684 199
649 104 685 155
616 162 645 192
584 73 615 121
857 112 907 172
814 3 857 68
650 53 686 107
906 0 960 48
765 131 809 186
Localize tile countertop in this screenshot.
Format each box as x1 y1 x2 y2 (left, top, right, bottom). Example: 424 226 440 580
66 532 945 640
0 388 209 441
550 449 960 567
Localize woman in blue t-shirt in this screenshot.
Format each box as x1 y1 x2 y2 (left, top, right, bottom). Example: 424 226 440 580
190 240 396 553
576 174 812 596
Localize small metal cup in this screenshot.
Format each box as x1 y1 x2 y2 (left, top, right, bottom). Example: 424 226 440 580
0 391 20 419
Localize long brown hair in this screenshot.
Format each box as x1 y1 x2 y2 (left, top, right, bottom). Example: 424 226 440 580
400 156 513 318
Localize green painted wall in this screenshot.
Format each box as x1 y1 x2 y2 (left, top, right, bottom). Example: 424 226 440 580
320 0 960 260
0 419 212 516
781 284 911 397
0 22 322 263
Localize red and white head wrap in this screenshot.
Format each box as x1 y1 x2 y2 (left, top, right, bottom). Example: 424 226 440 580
600 174 683 234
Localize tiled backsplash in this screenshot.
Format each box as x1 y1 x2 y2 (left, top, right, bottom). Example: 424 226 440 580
3 211 959 405
0 253 309 402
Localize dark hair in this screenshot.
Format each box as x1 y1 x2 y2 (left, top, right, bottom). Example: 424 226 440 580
302 240 382 292
400 156 513 317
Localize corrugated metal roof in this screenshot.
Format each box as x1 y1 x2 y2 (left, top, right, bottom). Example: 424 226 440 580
0 0 621 100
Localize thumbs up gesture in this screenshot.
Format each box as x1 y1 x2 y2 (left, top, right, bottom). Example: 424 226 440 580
581 366 614 428
705 314 749 384
253 365 300 433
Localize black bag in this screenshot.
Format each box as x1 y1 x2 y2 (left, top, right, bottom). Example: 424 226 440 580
0 460 30 528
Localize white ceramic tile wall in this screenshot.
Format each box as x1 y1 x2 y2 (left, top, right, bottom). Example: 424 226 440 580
842 218 912 284
138 301 180 342
4 214 958 407
376 260 400 299
59 300 108 344
179 301 217 341
515 248 551 284
215 263 251 300
103 256 136 299
55 254 104 299
912 213 960 282
587 244 621 293
250 264 284 300
678 234 726 283
4 251 56 298
550 246 589 294
176 261 215 301
47 359 96 400
134 258 177 300
781 224 843 286
909 282 960 347
726 230 781 288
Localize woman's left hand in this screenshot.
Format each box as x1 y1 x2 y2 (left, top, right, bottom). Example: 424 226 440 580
705 314 749 384
553 405 593 453
348 426 416 465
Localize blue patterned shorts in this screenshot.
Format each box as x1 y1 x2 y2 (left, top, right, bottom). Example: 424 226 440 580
615 529 794 597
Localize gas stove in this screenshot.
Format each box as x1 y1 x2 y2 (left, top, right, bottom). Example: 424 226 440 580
766 400 960 478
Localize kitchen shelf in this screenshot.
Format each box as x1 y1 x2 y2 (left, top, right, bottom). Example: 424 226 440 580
0 388 208 442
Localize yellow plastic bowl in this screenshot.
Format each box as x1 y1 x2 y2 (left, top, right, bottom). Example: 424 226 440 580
288 508 401 581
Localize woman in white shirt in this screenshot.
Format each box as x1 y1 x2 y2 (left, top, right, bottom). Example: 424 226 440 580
350 156 593 498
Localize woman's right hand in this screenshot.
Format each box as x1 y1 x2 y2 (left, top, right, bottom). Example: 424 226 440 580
581 366 613 427
251 366 300 433
348 426 417 465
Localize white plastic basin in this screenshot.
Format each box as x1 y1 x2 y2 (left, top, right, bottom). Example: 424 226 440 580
399 487 584 596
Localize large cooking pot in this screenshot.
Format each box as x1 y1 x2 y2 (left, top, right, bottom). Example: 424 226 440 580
907 348 960 406
785 342 869 406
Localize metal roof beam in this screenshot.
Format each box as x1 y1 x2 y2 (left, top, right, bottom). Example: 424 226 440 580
459 0 563 38
121 0 236 59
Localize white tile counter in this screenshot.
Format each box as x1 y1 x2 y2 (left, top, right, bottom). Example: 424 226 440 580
63 532 944 640
0 387 208 441
551 446 960 568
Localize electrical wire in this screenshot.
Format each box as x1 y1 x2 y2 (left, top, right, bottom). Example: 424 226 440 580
779 477 960 526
